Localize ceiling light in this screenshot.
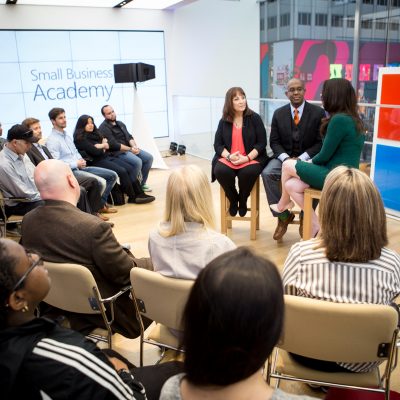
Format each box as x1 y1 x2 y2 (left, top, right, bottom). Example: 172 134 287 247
114 0 133 7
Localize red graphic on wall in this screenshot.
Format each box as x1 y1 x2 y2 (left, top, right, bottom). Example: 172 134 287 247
377 74 400 141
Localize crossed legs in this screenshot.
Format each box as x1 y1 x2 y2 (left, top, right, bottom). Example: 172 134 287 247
275 160 320 237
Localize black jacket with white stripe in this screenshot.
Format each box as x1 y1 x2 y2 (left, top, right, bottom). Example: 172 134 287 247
0 317 146 400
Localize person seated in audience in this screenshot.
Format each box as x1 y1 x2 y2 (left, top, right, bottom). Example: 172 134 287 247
149 165 235 279
99 104 154 192
21 159 153 338
271 78 365 237
23 117 95 215
46 107 118 219
0 124 44 217
0 121 6 150
283 166 400 373
73 114 154 204
160 247 317 400
0 238 182 400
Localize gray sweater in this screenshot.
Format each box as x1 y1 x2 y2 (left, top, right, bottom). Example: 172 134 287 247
159 374 318 400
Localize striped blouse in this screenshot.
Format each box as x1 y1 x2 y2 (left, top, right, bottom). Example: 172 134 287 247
282 238 400 372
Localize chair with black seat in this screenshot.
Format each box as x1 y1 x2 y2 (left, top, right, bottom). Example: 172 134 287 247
0 190 29 238
43 261 131 349
130 268 193 366
266 295 399 400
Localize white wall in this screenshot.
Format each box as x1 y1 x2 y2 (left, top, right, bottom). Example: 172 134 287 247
0 0 260 145
170 0 260 98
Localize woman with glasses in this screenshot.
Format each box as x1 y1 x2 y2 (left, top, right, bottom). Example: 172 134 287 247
0 239 181 399
271 78 365 237
212 87 269 217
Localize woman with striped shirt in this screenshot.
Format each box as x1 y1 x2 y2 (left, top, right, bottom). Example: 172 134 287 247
283 166 400 373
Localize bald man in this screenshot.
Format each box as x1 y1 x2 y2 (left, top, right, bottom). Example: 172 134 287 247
21 159 152 338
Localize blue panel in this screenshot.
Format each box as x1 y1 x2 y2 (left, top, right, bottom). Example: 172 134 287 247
374 144 400 212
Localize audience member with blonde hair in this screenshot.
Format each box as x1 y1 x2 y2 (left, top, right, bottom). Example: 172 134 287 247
149 165 235 279
283 166 400 373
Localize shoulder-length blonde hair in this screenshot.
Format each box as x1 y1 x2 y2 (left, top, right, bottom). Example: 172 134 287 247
159 165 216 237
319 166 387 262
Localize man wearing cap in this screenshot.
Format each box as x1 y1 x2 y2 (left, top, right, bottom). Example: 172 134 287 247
0 124 44 217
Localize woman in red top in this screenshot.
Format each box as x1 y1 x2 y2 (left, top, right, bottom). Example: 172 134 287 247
212 87 268 217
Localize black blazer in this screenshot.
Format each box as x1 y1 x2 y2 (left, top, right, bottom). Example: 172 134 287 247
270 101 325 158
27 144 53 166
211 112 269 181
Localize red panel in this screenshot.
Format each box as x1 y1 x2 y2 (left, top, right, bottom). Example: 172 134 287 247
377 74 400 141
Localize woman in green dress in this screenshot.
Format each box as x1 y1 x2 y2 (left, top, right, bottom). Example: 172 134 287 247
271 78 365 237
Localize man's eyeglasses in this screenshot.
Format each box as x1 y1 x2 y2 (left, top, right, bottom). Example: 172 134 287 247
287 87 305 93
12 253 43 292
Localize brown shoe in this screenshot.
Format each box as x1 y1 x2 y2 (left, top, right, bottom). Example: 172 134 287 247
273 212 295 240
99 205 118 214
95 212 109 222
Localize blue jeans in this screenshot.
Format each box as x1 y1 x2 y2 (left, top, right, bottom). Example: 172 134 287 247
84 166 118 207
116 149 153 184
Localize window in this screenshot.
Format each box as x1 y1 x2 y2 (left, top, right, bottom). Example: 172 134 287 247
280 13 290 27
390 22 399 31
347 18 355 28
315 13 328 26
376 21 387 30
260 18 265 31
361 19 373 29
362 0 373 4
331 14 343 27
267 16 277 29
377 0 388 5
298 12 311 26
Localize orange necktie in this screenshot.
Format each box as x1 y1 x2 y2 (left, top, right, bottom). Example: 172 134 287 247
294 108 299 125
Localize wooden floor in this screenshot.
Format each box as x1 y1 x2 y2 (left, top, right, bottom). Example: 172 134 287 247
107 154 400 397
109 153 400 274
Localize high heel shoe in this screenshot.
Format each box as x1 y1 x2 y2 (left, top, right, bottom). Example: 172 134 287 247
270 201 295 213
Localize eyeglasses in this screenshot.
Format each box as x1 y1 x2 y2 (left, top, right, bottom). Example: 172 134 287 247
287 87 305 93
12 253 43 292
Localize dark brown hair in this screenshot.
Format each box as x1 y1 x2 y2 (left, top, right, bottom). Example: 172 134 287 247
320 78 364 136
222 87 253 122
48 108 65 121
181 247 284 386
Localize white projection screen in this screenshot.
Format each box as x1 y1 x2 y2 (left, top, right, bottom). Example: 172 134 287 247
0 30 168 139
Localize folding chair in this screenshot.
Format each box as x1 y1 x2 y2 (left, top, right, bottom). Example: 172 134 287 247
0 190 28 238
267 295 399 400
44 261 131 349
130 268 193 366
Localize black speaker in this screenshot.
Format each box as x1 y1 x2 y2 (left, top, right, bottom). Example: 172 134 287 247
114 63 138 83
136 63 155 82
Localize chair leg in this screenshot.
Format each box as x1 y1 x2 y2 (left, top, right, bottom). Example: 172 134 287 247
303 191 313 240
140 334 144 367
250 185 257 240
220 186 228 235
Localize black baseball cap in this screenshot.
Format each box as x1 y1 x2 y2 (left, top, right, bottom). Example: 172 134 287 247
7 124 35 142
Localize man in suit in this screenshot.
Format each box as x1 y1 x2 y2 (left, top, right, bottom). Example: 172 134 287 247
23 117 107 219
21 159 153 338
261 78 325 240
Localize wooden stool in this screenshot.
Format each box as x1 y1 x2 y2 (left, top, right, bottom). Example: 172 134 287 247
220 179 260 240
303 188 322 240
